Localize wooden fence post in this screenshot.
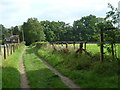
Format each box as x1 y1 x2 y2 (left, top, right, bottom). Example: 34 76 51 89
73 41 75 49
13 45 15 52
66 42 68 49
4 45 6 59
111 44 114 57
100 28 104 62
10 45 12 55
6 44 9 56
79 43 83 54
76 43 83 54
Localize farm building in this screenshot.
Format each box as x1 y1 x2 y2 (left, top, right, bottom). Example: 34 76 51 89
5 35 20 43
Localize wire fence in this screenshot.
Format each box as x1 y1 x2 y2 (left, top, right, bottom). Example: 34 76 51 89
0 43 22 60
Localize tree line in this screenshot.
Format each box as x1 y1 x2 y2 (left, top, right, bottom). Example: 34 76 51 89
0 3 120 46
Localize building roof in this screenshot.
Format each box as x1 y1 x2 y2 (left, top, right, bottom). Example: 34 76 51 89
5 35 19 42
5 35 19 40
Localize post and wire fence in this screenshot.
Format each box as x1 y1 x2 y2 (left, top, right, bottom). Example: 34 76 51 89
0 43 22 60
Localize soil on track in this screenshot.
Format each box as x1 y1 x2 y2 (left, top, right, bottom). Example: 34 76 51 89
20 47 30 88
33 51 82 89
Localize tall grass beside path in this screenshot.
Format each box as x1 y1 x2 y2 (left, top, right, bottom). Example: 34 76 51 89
33 45 118 88
2 45 25 88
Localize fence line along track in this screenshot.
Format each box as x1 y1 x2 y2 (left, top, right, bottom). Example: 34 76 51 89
50 41 120 44
0 43 21 59
49 41 120 60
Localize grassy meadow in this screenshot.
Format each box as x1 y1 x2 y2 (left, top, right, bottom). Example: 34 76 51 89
56 43 120 58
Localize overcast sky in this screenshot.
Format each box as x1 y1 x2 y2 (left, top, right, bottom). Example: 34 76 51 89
0 0 119 28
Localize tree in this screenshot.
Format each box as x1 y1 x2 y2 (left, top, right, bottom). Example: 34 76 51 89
40 20 71 42
0 24 10 38
73 14 98 41
12 26 20 35
0 24 10 44
104 4 120 58
22 18 46 45
96 3 120 59
40 20 56 42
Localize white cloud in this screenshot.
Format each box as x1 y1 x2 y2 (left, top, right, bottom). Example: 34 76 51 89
0 0 119 28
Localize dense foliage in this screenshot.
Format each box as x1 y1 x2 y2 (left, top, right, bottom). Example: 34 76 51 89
1 4 120 45
31 42 48 48
22 18 46 45
0 24 10 40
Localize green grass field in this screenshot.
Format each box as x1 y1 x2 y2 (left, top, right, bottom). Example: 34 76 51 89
23 47 68 88
117 44 120 58
55 43 120 58
2 45 25 88
33 43 119 88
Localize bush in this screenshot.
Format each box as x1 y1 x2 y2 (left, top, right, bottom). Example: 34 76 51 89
21 41 26 45
75 54 92 70
35 42 49 48
91 61 118 76
62 53 92 70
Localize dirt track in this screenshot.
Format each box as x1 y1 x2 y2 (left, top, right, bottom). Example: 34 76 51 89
20 47 30 88
33 51 82 89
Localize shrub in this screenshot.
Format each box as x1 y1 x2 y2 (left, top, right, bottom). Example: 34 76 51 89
34 42 49 48
63 53 92 70
91 61 118 76
21 41 26 45
75 54 92 70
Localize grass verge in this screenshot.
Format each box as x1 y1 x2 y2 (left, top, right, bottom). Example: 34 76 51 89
2 45 25 88
33 44 119 88
23 47 68 88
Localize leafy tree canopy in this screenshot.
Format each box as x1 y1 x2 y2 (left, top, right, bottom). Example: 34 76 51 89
22 18 46 45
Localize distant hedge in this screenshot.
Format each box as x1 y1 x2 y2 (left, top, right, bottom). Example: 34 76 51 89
32 42 49 48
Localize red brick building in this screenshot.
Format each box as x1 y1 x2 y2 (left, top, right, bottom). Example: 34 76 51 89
5 35 20 43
